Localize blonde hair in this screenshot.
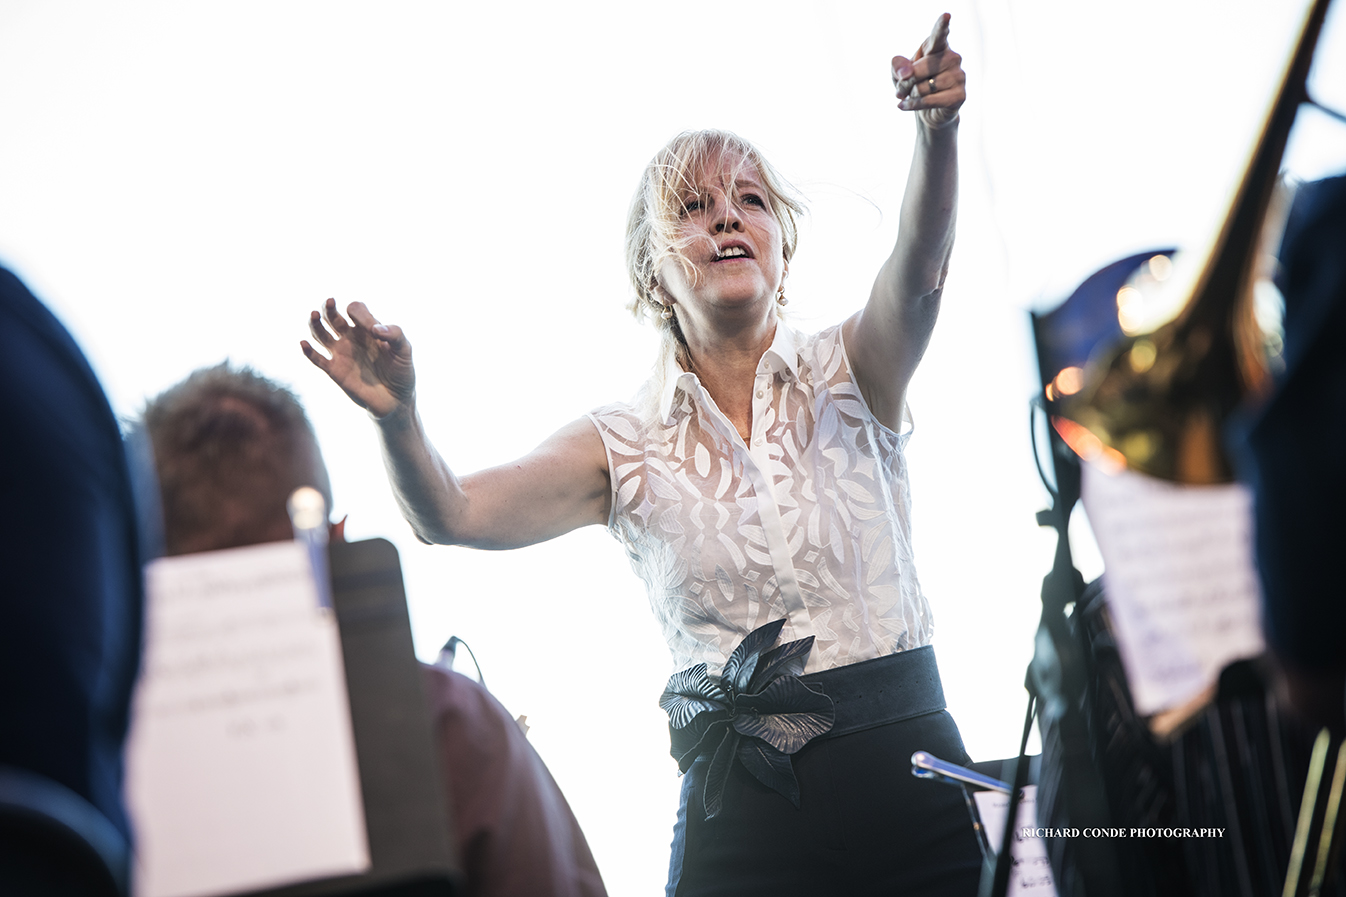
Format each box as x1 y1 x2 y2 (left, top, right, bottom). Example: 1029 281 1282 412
624 130 806 370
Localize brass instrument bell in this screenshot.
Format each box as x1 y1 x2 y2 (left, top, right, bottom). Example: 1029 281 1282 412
1051 0 1334 485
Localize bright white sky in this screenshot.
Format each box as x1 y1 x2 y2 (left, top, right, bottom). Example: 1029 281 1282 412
2 1 1343 893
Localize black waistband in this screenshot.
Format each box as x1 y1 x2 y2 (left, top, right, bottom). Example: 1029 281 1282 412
800 645 946 740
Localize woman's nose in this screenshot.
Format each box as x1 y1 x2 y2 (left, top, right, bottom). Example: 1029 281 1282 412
714 203 744 233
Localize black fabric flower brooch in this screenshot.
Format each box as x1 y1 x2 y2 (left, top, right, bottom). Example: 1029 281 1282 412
658 618 836 819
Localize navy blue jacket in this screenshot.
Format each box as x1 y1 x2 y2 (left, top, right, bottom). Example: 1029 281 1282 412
0 266 144 841
1243 177 1346 673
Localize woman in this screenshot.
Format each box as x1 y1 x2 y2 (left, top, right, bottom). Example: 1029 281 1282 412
303 13 976 896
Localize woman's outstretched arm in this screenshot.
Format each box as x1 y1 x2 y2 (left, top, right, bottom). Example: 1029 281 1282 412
302 299 610 548
843 12 965 430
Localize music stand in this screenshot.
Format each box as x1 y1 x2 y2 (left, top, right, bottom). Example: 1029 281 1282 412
248 538 460 897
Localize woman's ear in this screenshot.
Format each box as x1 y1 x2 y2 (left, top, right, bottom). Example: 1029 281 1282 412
650 281 676 311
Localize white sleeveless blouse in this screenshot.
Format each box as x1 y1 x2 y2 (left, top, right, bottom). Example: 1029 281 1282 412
586 323 934 676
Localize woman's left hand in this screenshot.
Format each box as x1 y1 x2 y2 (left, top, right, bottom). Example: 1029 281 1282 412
892 13 965 130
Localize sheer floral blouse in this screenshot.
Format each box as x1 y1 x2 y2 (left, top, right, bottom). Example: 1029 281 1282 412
587 322 934 676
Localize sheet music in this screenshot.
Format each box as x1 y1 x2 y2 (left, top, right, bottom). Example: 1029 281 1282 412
973 786 1058 896
125 541 370 897
1080 462 1265 716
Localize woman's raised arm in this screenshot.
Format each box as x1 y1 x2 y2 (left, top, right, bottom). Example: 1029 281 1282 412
843 13 965 430
302 299 611 548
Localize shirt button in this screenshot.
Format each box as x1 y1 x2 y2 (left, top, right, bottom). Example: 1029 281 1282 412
756 390 764 399
755 437 763 446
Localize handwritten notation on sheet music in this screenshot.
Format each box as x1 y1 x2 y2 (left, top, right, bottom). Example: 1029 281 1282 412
126 541 369 897
1080 463 1265 718
138 550 334 740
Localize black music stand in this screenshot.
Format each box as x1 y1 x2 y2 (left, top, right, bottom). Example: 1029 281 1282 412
977 251 1177 897
249 538 460 897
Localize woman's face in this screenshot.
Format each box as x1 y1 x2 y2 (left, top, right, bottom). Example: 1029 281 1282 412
656 153 785 331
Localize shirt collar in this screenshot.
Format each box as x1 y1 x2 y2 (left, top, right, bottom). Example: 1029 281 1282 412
659 321 801 423
761 322 801 383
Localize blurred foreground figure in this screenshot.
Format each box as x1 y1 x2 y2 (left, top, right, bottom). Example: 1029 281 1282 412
0 266 144 894
1245 174 1346 735
139 364 606 897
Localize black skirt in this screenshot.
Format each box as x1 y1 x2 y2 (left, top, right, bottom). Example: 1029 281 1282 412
665 651 983 897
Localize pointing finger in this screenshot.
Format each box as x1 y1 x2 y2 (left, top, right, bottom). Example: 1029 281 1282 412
926 12 951 55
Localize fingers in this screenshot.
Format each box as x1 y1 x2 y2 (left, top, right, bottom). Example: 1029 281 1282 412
898 68 966 110
899 82 966 115
308 309 338 349
893 12 954 92
304 297 408 384
893 49 963 100
310 297 403 344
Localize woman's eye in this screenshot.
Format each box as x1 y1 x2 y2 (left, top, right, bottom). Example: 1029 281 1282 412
681 198 704 215
743 194 765 208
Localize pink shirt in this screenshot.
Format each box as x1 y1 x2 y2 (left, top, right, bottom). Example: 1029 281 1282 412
420 665 606 897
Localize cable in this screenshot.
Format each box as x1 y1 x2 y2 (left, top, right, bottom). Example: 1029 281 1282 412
436 635 486 689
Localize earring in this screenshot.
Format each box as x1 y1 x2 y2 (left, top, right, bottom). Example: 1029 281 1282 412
776 286 789 307
661 304 674 320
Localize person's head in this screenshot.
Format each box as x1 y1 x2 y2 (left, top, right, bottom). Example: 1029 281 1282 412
139 363 333 556
625 130 805 356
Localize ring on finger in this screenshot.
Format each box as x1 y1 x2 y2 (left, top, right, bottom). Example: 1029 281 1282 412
926 77 937 96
